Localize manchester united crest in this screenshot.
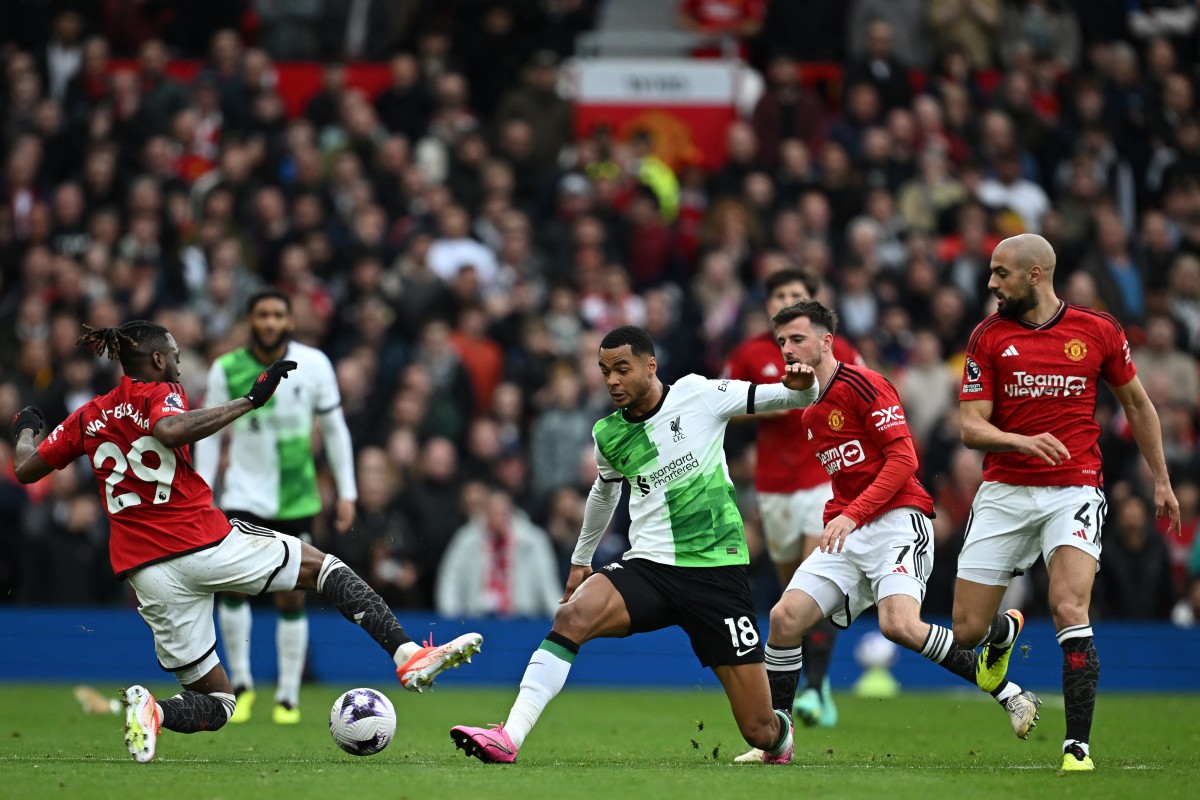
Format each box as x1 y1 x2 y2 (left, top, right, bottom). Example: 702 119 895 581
1064 338 1088 362
828 409 845 431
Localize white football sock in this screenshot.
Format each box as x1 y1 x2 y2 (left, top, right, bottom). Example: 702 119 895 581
218 600 253 691
275 614 308 707
505 647 574 750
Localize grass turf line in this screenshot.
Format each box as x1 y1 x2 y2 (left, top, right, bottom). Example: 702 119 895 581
1 684 1197 799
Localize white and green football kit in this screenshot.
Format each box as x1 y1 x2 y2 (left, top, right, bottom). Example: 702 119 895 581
574 374 817 568
194 341 356 521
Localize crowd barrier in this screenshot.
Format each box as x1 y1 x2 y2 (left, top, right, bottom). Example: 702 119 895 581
2 608 1196 692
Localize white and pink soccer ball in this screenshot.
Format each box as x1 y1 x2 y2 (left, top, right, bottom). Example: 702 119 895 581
329 688 397 756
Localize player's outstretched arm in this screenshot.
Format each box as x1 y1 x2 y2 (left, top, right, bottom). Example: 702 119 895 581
1111 376 1182 535
153 398 255 449
155 360 298 448
960 399 1070 465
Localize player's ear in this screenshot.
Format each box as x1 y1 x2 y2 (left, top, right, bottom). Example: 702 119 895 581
646 355 657 376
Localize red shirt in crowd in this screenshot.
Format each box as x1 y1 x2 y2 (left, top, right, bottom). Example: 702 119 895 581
725 330 864 494
38 376 231 578
959 302 1138 488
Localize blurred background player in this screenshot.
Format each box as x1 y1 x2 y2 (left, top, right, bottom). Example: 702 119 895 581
195 289 358 724
747 300 1041 762
10 320 481 763
725 268 864 733
954 233 1182 772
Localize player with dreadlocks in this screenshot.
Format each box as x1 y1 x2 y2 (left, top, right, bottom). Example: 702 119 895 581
11 320 483 763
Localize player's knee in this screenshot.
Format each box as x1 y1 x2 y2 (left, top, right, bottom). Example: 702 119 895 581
768 599 805 643
551 601 588 641
877 612 920 650
1050 597 1088 629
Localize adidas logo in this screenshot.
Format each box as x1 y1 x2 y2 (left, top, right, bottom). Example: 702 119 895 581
892 565 909 574
1001 345 1019 357
1071 529 1088 540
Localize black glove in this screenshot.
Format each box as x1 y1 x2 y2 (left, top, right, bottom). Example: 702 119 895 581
244 360 298 409
11 406 44 439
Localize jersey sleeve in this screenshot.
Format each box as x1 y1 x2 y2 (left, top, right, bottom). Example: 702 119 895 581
37 407 85 469
313 352 343 414
1101 320 1138 388
193 360 228 487
594 439 623 483
146 381 191 430
691 375 765 419
960 327 995 401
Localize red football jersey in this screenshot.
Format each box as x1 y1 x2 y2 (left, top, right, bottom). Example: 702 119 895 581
959 302 1137 487
38 376 232 577
802 363 934 525
725 331 865 493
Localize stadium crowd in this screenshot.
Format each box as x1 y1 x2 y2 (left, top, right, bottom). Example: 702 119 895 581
0 0 1198 626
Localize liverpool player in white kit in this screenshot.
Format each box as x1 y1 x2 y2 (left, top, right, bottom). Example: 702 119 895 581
10 321 482 763
450 325 818 764
760 300 1042 746
953 234 1181 772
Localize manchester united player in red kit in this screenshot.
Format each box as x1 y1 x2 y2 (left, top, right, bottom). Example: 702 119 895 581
726 270 861 754
757 300 1042 746
10 321 482 763
953 234 1181 772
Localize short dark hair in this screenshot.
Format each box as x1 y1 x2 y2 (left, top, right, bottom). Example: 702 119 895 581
76 320 172 372
765 268 820 298
771 299 838 335
599 325 656 358
246 287 292 315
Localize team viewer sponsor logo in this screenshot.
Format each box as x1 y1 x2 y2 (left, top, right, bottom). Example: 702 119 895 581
817 440 866 475
1003 372 1087 398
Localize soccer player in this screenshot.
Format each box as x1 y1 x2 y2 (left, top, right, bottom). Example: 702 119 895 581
725 268 863 739
194 289 357 725
952 233 1181 772
755 300 1042 750
10 321 482 763
450 324 819 764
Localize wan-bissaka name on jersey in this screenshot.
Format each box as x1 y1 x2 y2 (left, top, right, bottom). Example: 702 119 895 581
592 374 756 567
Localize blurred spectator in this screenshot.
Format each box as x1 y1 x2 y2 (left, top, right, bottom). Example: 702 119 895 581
320 0 397 62
999 0 1083 73
845 19 914 112
677 0 765 59
928 0 1001 70
849 0 930 69
493 50 573 174
1132 313 1200 411
750 54 828 168
374 53 431 144
255 0 322 60
436 487 561 617
1079 209 1148 324
1096 494 1176 619
759 0 846 62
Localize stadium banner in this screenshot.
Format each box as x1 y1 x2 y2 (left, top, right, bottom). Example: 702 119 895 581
564 58 743 170
1 609 1196 692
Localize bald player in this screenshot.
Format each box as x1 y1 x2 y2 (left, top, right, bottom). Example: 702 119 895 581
953 233 1181 772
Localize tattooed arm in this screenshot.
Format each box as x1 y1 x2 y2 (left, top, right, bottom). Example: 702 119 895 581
153 398 255 449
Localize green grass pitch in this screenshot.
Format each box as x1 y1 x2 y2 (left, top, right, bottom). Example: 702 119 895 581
2 684 1197 799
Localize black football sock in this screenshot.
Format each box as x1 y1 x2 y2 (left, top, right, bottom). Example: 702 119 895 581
802 619 838 689
919 623 981 686
982 612 1017 648
1059 626 1099 745
317 556 412 658
160 690 235 733
765 643 804 715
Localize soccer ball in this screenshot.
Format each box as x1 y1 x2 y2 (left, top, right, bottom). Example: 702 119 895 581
329 688 397 756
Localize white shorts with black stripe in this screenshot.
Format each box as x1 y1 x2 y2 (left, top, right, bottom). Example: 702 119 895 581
786 506 933 628
128 519 303 675
957 482 1105 586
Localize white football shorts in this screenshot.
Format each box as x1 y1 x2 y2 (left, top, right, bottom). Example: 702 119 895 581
957 482 1105 586
128 518 303 676
787 506 933 628
757 483 834 562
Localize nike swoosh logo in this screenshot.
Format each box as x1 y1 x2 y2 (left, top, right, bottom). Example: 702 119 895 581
736 647 756 657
